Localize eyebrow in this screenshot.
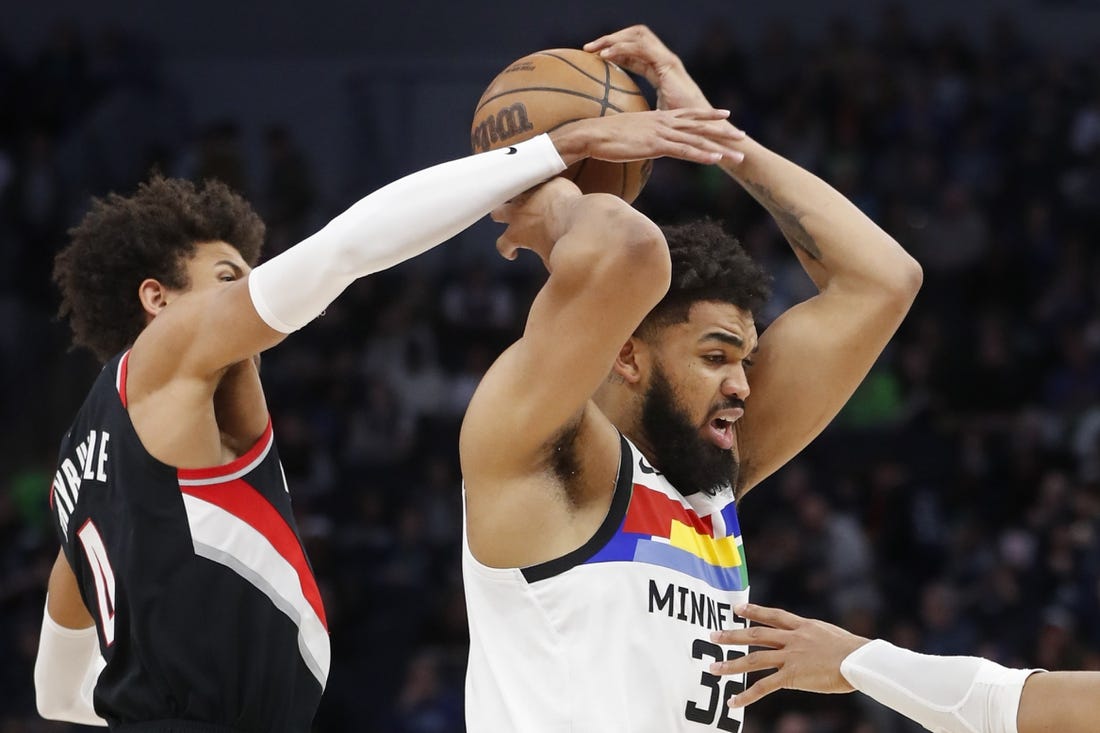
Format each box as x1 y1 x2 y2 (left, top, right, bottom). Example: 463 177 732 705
701 332 742 348
700 332 760 353
215 260 244 277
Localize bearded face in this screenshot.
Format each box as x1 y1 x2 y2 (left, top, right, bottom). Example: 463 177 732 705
640 362 740 496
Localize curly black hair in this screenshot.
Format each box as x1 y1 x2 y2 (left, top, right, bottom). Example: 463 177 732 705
637 218 773 337
53 176 265 362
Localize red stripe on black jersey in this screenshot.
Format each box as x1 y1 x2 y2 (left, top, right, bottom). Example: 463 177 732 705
180 477 327 629
177 420 274 483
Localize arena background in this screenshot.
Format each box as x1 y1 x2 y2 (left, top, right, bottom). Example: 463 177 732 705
1 1 1099 731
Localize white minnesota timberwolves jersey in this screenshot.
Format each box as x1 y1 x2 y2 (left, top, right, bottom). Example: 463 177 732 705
463 434 750 732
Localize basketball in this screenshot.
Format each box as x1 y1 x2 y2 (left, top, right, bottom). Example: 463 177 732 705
471 49 653 203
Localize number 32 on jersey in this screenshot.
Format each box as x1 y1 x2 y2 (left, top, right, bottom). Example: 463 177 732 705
686 637 745 731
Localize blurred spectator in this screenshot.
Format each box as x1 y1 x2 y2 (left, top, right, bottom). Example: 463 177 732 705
7 130 65 307
24 21 91 136
189 119 249 193
386 651 464 733
919 581 978 656
262 125 316 255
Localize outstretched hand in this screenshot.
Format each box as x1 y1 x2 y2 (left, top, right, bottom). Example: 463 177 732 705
585 25 711 112
555 108 745 167
709 603 869 709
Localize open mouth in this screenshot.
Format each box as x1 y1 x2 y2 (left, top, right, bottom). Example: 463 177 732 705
704 410 742 450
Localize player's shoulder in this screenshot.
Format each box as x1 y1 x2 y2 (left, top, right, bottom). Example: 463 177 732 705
125 295 224 393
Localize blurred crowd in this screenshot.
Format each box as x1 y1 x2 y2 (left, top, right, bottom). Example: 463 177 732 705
2 6 1100 732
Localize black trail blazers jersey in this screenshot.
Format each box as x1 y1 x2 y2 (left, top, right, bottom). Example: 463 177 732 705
48 350 329 732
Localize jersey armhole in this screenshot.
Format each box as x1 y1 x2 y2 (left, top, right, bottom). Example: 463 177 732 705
520 434 634 583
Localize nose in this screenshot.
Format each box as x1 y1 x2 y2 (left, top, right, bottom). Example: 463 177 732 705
722 365 750 401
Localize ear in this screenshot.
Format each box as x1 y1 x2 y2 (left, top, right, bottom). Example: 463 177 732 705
137 278 170 321
611 336 649 385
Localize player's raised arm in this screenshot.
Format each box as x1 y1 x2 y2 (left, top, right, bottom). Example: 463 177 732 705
590 26 922 494
460 178 669 488
122 134 572 387
117 107 743 384
720 136 922 494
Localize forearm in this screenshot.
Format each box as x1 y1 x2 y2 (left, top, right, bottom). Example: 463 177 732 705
840 639 1039 733
1017 672 1100 733
249 134 565 333
722 137 920 293
35 601 107 726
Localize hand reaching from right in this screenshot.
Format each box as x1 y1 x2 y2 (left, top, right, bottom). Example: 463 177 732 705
549 108 745 167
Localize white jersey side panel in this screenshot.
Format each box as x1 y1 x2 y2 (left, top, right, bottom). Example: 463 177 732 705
463 435 751 733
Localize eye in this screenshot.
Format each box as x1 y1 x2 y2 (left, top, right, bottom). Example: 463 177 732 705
703 354 726 365
742 357 755 369
218 272 236 282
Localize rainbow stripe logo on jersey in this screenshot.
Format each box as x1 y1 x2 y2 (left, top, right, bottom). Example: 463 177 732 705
585 484 748 591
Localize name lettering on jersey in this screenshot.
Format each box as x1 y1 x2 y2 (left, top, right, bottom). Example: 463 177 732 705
53 429 111 538
648 579 734 631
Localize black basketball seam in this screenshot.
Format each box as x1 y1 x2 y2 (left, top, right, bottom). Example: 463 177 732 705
599 59 629 199
473 87 631 116
535 52 646 96
545 117 585 133
599 58 613 117
473 53 645 115
476 55 642 198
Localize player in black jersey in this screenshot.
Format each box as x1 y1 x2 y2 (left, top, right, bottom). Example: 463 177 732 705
31 110 745 730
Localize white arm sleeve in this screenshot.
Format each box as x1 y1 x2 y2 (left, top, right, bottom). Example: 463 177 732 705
248 133 566 333
840 639 1041 733
34 602 108 726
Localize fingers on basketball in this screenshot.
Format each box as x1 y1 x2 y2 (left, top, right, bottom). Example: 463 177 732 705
471 49 654 203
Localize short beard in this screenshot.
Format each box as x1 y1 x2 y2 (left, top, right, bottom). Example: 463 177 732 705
640 363 738 496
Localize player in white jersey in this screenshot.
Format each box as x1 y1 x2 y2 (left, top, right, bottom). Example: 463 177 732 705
459 25 924 733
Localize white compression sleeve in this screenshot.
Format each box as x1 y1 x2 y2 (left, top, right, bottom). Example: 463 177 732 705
248 133 566 333
34 602 107 726
840 639 1040 733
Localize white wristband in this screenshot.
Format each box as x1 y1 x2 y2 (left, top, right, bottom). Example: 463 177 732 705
248 133 566 333
840 639 1039 733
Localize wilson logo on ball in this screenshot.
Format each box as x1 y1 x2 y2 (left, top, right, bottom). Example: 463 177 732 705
470 48 652 202
471 103 535 153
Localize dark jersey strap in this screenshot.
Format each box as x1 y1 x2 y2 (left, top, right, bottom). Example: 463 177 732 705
521 434 634 583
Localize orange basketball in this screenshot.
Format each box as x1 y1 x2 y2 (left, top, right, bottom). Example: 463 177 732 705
471 48 653 203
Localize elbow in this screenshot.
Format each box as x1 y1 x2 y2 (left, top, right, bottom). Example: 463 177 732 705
597 199 672 297
35 689 68 722
552 195 670 306
34 663 59 720
34 653 77 722
895 253 923 302
34 679 94 725
621 219 672 289
876 248 923 307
